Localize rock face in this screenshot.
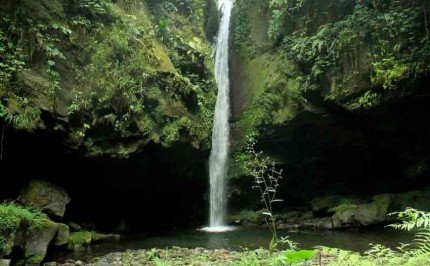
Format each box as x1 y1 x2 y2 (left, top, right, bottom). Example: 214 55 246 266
18 179 70 219
1 218 68 265
317 194 391 229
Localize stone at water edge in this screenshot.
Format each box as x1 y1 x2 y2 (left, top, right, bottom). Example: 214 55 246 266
68 231 121 251
18 179 70 219
317 194 391 229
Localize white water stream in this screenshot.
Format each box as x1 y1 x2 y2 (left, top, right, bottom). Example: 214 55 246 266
201 0 234 233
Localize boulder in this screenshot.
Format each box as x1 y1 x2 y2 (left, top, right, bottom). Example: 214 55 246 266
92 232 121 243
54 223 70 246
0 203 68 264
15 220 59 264
317 194 391 229
311 195 362 213
68 231 121 251
67 222 81 232
228 209 266 225
68 231 92 251
355 194 390 225
18 179 70 219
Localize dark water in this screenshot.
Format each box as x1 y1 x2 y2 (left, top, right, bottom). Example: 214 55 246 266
52 227 414 262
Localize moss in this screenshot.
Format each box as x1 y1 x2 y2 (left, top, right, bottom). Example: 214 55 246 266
68 231 93 246
0 203 47 232
0 203 47 252
229 209 266 224
54 223 70 246
1 0 216 157
25 254 45 264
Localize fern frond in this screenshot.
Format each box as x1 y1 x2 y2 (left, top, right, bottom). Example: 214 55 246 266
412 229 430 255
390 208 430 231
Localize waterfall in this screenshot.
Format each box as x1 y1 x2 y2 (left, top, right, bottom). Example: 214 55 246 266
202 0 234 233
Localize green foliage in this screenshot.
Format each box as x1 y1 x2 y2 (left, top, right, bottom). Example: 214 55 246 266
325 208 430 265
390 208 430 255
68 230 93 246
268 0 430 108
69 15 214 151
93 247 291 265
0 203 47 250
391 208 430 231
283 250 315 265
1 0 215 157
232 0 251 53
244 142 285 251
0 1 73 130
0 17 26 87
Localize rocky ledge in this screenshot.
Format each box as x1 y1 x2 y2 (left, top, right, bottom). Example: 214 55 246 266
0 180 120 265
229 188 430 230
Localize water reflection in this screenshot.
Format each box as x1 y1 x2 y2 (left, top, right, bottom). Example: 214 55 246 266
52 227 414 263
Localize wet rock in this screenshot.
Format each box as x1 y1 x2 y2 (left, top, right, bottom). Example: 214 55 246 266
43 262 57 266
68 231 120 251
92 232 121 243
18 179 70 219
54 223 70 246
75 261 84 265
316 218 335 230
67 222 81 232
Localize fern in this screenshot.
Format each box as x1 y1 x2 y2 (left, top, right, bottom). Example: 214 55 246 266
390 208 430 231
390 208 430 255
413 230 430 255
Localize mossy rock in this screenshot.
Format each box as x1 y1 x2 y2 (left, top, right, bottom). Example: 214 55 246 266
320 194 391 229
229 209 266 225
68 231 120 251
18 179 70 219
68 231 92 251
21 220 59 264
54 223 70 246
312 195 362 212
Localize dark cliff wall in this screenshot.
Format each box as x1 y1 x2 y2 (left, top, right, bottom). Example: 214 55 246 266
229 0 430 210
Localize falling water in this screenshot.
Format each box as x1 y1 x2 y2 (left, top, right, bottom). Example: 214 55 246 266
201 0 234 233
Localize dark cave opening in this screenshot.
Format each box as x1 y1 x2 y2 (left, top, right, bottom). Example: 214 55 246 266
0 127 209 233
231 91 430 211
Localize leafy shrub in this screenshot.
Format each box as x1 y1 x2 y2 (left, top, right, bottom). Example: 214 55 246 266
284 250 316 265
